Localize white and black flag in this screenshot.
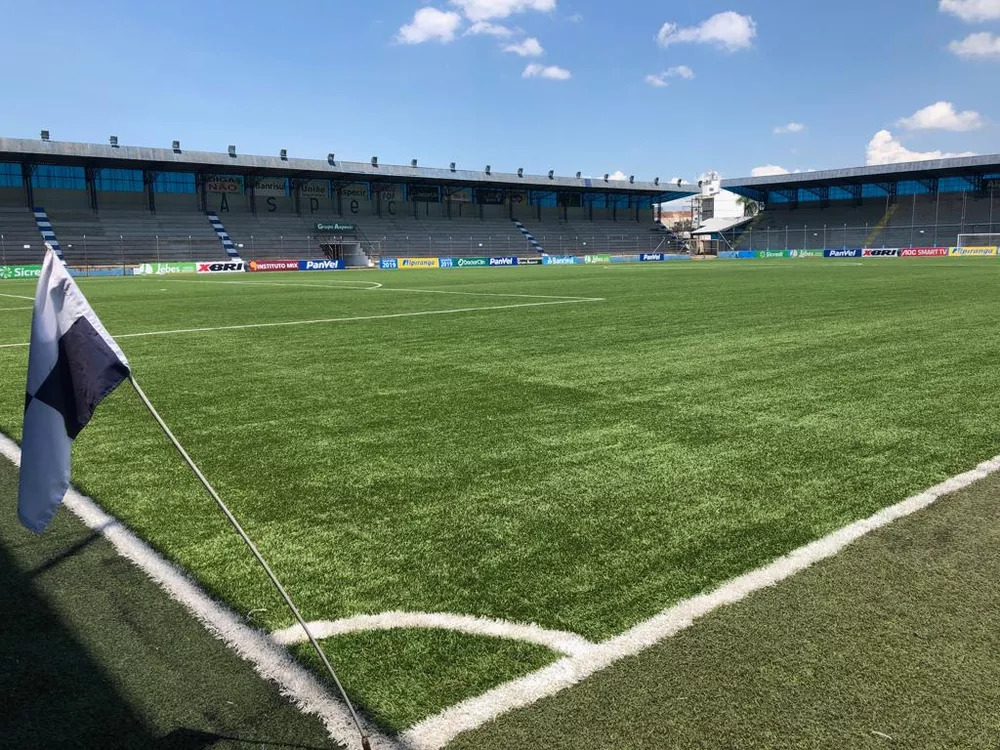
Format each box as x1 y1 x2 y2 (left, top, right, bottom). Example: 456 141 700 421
18 248 130 532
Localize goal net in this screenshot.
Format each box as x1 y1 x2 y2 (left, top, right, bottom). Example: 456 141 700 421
956 233 1000 248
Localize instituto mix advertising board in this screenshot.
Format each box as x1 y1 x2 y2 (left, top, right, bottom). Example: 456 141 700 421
249 260 299 272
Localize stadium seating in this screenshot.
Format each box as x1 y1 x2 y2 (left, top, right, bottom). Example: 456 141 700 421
39 206 224 266
2 202 676 265
0 206 42 264
729 193 999 250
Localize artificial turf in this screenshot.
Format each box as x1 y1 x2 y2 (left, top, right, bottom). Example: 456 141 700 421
0 457 335 749
1 258 998 733
450 462 1000 749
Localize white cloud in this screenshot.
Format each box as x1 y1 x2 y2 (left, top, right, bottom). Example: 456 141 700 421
898 101 984 131
504 37 544 56
669 176 684 184
773 122 805 135
451 0 556 22
644 66 695 87
522 63 571 80
949 31 1000 58
396 7 463 44
656 11 756 52
608 170 629 181
939 0 1000 22
751 165 791 177
466 20 514 36
865 129 976 165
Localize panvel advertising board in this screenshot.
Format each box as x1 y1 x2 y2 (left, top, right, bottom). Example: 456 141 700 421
298 259 345 271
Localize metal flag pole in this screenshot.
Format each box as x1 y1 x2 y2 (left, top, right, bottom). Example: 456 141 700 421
128 374 371 750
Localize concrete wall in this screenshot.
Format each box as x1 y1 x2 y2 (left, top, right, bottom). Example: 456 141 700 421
34 188 90 211
155 193 201 212
0 187 25 207
98 190 147 211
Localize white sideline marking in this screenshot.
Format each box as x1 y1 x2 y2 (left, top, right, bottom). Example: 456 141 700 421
0 433 398 750
157 277 597 301
0 298 602 349
379 287 602 301
273 612 595 658
0 292 34 300
152 278 385 291
401 452 1000 750
0 307 31 312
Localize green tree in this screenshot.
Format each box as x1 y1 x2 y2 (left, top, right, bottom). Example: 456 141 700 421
737 195 761 217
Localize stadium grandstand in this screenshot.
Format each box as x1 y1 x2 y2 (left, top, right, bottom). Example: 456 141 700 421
0 136 695 268
715 155 1000 253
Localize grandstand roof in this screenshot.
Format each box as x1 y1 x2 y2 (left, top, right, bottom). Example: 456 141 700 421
0 137 695 201
722 154 1000 201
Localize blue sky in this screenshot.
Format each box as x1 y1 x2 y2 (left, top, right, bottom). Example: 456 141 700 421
1 0 998 182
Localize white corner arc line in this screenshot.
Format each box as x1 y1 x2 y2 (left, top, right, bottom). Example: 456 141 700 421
0 433 398 750
0 298 603 349
273 612 595 658
0 292 35 300
401 451 1000 750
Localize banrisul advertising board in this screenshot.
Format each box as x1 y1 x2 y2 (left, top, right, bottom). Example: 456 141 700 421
0 264 43 279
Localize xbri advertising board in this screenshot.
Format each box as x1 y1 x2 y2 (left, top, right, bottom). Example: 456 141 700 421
197 261 247 273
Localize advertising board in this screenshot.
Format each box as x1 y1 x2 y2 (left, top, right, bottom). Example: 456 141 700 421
298 259 345 271
196 261 247 273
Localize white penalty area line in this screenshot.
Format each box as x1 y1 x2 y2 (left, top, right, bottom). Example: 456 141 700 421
0 306 31 311
0 433 398 750
0 298 602 349
401 451 1000 750
0 292 35 300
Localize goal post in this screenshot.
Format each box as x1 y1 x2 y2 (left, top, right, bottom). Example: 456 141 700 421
956 233 1000 248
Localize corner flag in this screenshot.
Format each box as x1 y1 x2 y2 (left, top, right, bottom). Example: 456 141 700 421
18 248 130 532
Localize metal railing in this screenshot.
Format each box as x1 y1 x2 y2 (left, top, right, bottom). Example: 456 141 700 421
0 230 684 267
720 220 1000 251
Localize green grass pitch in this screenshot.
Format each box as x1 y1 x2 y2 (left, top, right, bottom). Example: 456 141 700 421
1 258 998 733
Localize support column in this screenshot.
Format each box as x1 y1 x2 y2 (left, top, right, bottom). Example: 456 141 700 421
21 163 36 209
144 170 159 213
85 167 99 212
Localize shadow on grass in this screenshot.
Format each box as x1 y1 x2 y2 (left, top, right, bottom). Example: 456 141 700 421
0 530 156 747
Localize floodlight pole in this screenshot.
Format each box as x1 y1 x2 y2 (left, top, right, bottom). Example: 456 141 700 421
127 374 371 750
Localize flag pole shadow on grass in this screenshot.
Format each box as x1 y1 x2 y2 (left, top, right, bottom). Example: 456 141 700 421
16 248 370 750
